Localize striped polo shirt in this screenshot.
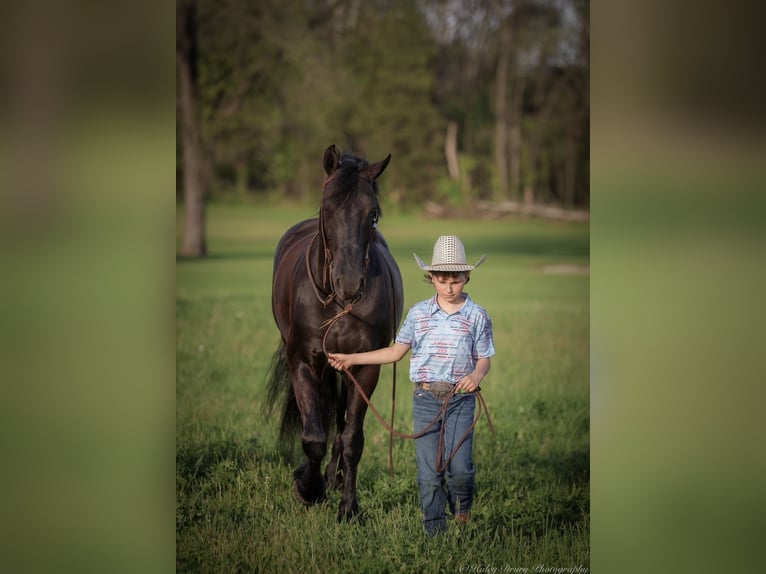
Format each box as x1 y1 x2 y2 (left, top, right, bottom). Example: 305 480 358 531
395 293 495 384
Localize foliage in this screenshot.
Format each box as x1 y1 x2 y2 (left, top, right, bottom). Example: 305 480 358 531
178 0 589 208
341 0 446 207
177 204 590 571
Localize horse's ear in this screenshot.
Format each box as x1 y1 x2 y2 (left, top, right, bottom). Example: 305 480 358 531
323 144 340 175
364 154 391 181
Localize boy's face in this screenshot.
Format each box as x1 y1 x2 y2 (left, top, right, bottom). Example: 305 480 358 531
431 272 468 304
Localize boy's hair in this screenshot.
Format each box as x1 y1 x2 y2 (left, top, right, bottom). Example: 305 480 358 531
424 270 470 285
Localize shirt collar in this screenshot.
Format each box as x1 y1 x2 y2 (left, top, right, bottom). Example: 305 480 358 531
428 293 473 315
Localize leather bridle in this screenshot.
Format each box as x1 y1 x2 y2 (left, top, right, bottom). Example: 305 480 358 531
306 195 378 310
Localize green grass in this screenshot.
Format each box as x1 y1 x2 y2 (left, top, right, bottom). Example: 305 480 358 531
177 204 590 573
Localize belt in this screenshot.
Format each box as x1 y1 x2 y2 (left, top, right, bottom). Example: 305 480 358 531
416 381 482 399
416 381 456 399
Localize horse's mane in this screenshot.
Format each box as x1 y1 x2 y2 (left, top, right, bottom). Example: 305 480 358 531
321 153 381 215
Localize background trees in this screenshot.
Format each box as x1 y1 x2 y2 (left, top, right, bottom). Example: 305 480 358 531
177 0 588 219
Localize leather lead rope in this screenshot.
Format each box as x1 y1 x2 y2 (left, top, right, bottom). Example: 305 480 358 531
306 210 496 478
321 313 496 477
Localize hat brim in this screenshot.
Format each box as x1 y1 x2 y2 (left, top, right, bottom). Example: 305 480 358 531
413 253 487 272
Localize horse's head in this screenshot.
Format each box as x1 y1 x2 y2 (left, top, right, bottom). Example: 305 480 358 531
320 144 391 303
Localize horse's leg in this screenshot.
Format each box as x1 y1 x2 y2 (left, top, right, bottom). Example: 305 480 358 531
291 363 328 505
337 365 380 521
324 380 347 490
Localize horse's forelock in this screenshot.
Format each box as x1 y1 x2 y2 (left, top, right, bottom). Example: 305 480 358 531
322 154 379 211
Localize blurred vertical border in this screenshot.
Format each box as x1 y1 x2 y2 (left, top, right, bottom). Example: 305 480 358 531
0 1 174 573
591 1 765 573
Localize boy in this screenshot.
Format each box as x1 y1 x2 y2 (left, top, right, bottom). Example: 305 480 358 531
328 235 495 536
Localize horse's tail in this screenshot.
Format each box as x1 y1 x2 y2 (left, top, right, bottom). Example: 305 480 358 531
265 341 299 448
265 340 340 461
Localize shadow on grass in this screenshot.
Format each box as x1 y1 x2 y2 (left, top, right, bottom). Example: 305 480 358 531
493 447 589 538
533 448 590 486
176 436 284 480
477 435 590 539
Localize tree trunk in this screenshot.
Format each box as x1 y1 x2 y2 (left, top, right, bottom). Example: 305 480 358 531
564 136 576 207
235 161 249 198
444 121 460 181
177 0 207 257
508 121 521 200
493 44 509 199
508 59 526 200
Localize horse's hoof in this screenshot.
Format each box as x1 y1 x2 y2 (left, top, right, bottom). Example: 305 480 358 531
337 508 361 523
293 480 313 506
293 479 326 506
336 501 359 522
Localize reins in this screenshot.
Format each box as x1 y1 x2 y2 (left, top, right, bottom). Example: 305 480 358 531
305 231 337 308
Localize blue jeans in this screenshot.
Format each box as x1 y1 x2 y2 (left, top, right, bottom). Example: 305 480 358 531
413 387 476 536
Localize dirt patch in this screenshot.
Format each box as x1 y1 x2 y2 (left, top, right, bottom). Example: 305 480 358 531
423 200 590 222
540 264 590 275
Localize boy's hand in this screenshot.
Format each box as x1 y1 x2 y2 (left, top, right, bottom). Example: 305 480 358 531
327 353 349 371
455 375 480 394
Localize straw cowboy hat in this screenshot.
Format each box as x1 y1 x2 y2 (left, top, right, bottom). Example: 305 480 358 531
413 235 488 272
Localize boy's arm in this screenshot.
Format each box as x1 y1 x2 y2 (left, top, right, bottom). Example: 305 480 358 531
328 343 410 370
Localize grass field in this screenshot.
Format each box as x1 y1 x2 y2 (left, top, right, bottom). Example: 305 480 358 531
176 204 590 573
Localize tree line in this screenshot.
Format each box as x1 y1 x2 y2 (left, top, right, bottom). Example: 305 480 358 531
178 0 589 256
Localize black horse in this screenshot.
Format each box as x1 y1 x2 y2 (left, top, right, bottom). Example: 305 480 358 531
267 145 404 521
